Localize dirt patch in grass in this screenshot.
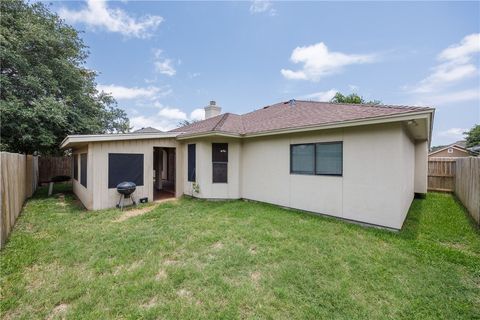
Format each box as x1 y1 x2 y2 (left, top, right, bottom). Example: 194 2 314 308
114 205 158 222
250 271 261 284
46 303 68 320
177 289 192 298
141 297 158 309
212 242 224 250
113 261 144 275
155 269 167 281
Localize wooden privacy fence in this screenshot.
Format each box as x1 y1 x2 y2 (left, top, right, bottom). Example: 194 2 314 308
0 152 39 248
455 158 480 226
38 156 71 183
428 158 456 192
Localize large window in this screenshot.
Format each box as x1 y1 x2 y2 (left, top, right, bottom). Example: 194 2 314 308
80 153 87 187
188 144 196 182
73 154 78 180
290 142 343 176
108 153 144 188
212 143 228 183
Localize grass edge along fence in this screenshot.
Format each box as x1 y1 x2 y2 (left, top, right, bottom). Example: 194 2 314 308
0 152 38 249
455 157 480 227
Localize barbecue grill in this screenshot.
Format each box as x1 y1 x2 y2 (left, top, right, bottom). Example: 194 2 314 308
116 181 137 210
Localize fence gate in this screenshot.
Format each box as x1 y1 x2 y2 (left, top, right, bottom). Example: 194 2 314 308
428 158 456 192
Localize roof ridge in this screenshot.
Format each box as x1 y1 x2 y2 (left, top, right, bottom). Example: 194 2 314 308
212 113 230 131
293 99 433 110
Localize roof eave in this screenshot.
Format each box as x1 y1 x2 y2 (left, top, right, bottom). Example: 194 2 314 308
60 132 181 149
176 131 242 140
243 109 435 139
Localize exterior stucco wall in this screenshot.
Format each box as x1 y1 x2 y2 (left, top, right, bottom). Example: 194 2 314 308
414 140 428 194
241 123 415 229
183 138 241 199
72 138 181 210
72 146 93 210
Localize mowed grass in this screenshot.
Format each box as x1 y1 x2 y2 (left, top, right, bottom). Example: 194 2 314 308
1 185 479 319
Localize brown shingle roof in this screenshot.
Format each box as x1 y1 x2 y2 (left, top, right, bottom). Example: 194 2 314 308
171 100 433 136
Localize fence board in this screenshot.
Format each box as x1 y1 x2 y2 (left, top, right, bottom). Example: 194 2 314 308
0 152 38 248
428 158 456 192
455 158 480 226
38 156 71 183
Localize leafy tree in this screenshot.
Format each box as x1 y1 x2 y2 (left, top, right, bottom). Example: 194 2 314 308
177 119 199 127
464 125 480 147
330 92 381 105
0 0 130 155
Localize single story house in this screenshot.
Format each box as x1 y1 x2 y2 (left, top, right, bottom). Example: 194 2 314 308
61 100 434 229
428 141 475 159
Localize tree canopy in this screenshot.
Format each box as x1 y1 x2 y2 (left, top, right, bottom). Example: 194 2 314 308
0 0 130 155
330 92 381 105
464 125 480 148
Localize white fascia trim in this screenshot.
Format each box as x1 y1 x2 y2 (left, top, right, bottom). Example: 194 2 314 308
61 132 181 149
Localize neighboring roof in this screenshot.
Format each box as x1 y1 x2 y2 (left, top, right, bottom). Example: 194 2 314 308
453 140 467 148
171 100 434 137
428 143 470 156
61 132 180 149
133 127 162 133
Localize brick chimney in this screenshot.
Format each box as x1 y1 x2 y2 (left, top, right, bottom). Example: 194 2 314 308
204 100 221 119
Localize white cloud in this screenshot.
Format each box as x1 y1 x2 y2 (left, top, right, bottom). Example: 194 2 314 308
348 84 359 92
153 49 176 76
281 42 376 81
158 107 186 120
438 34 480 62
130 106 205 131
58 0 162 38
250 0 276 15
414 88 480 106
190 108 205 121
412 33 480 93
438 128 467 140
98 84 171 100
188 72 201 79
300 89 338 102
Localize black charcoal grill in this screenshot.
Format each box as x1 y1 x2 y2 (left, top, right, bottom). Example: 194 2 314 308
116 181 137 210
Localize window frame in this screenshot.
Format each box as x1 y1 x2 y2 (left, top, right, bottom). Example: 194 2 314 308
212 143 228 183
73 154 78 181
187 144 196 182
290 141 343 177
107 153 144 189
80 153 87 188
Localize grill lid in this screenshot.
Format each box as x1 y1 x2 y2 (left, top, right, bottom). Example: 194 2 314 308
116 181 136 195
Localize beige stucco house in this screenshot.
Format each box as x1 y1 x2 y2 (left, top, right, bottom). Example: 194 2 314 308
61 100 434 229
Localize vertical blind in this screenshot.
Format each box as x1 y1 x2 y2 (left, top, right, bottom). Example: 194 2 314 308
188 144 196 182
291 144 315 174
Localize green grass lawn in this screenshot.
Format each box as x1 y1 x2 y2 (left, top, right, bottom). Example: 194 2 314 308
1 185 479 319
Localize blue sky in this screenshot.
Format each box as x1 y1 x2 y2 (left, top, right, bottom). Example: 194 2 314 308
49 0 479 146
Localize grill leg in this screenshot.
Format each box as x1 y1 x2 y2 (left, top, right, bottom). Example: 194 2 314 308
120 194 125 210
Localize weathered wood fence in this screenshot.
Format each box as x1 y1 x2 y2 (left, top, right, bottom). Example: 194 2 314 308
38 156 71 183
455 158 479 226
427 158 456 192
0 152 39 248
